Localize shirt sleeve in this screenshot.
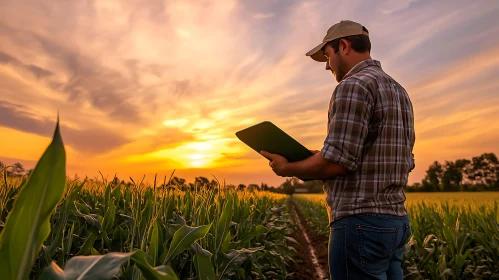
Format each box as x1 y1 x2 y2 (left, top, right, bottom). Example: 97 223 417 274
321 78 373 172
410 152 415 172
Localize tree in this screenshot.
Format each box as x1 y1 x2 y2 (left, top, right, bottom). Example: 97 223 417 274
237 184 246 191
280 178 295 195
169 176 186 188
466 153 499 190
454 159 471 191
195 176 210 189
247 184 260 191
422 161 443 192
209 179 219 189
441 160 466 191
408 182 423 192
11 162 26 177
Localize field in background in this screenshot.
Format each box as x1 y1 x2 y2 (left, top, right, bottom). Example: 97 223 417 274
2 142 498 280
293 192 499 279
295 192 499 207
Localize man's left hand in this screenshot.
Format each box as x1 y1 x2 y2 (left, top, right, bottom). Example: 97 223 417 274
260 150 290 177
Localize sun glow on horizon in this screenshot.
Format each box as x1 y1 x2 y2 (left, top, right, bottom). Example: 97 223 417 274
120 137 247 169
2 0 499 186
163 119 189 127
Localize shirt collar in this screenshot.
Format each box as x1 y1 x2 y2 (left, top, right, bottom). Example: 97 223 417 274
342 59 382 80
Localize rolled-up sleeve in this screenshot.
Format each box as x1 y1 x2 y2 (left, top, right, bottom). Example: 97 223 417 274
321 78 373 172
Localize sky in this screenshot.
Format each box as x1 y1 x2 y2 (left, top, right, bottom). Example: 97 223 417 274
1 0 499 187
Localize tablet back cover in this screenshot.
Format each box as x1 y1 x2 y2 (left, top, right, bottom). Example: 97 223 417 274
235 121 313 162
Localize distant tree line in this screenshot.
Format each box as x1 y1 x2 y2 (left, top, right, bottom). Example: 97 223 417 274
0 162 33 177
3 152 496 193
262 152 499 194
406 152 499 192
167 176 285 193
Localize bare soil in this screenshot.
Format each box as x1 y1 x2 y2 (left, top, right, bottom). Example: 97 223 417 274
286 200 330 280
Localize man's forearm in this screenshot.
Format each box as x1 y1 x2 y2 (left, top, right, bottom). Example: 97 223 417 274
285 152 348 180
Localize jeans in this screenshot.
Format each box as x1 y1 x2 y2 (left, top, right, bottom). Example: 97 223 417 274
328 213 411 280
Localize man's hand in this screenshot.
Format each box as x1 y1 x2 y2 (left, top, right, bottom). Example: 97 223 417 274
309 149 320 155
260 150 290 177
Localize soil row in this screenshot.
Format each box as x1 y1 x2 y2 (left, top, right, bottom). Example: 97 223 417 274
286 199 330 280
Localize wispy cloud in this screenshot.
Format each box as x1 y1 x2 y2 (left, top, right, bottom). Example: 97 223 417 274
0 100 129 154
253 13 275 19
0 0 498 186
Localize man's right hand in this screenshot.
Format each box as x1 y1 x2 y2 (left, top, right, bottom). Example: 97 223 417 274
309 149 320 155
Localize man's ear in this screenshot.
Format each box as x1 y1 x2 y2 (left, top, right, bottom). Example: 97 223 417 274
340 39 350 55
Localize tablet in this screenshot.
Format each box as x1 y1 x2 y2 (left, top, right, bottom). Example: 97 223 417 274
235 121 314 181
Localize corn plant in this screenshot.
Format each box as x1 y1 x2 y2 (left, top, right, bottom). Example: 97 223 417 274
293 193 499 279
0 119 294 279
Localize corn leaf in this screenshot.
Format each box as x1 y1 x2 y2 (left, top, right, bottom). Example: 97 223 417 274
215 199 232 255
40 250 179 280
40 252 132 280
163 224 212 264
0 120 66 280
149 219 160 266
192 242 216 280
235 225 267 249
131 250 178 280
217 247 264 279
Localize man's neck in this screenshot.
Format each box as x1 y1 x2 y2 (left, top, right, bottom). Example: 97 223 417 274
346 53 372 72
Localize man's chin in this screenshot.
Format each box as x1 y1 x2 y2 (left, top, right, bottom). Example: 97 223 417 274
335 73 344 83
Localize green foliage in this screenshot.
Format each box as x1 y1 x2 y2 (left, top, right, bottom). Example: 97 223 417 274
0 119 294 280
163 224 212 264
40 251 178 280
192 242 216 280
293 194 499 279
0 120 66 280
409 153 499 192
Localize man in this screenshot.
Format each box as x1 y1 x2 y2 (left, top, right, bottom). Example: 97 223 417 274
260 20 415 279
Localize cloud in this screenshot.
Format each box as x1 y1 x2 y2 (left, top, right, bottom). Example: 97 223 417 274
0 22 147 124
0 0 499 185
0 100 129 154
0 51 54 80
253 13 275 19
149 127 198 151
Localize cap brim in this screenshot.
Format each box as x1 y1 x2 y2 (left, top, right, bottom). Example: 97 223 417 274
306 41 328 62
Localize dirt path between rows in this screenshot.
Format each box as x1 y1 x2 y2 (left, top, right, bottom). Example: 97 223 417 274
286 199 330 280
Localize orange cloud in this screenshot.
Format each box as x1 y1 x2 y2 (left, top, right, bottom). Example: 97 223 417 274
1 0 499 187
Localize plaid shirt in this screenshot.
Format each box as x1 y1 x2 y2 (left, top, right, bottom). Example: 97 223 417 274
321 59 415 223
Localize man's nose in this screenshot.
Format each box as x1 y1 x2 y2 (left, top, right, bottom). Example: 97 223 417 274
325 61 331 70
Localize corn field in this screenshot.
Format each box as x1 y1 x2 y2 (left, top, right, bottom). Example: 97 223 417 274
0 121 295 279
293 193 499 279
1 120 498 279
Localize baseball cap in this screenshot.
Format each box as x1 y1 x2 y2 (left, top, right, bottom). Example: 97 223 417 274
305 20 369 62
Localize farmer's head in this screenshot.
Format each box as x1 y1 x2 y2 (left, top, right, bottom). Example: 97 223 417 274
306 20 371 83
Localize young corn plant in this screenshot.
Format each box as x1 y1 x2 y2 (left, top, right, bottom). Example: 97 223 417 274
0 118 295 280
293 194 499 279
0 120 178 279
